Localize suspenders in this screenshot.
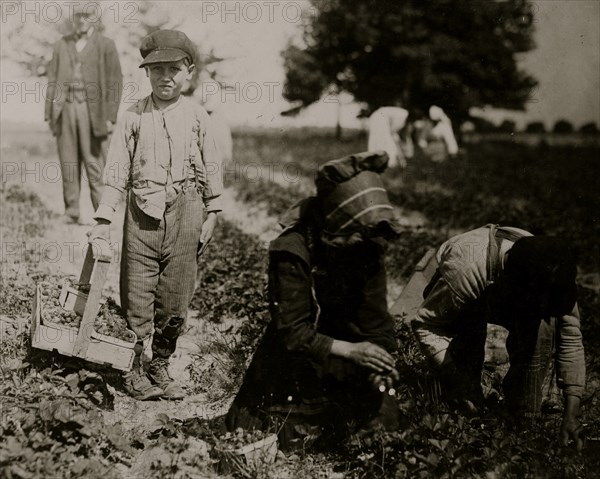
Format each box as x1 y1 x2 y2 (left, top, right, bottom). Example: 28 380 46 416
423 224 525 299
486 224 525 285
132 97 205 193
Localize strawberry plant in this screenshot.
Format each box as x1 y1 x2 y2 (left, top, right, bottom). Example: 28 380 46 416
1 365 134 478
2 131 599 478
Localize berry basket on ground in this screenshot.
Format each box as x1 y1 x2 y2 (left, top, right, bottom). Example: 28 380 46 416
214 429 278 477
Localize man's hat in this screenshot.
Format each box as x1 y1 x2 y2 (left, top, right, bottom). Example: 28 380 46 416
139 30 196 68
71 4 94 17
315 151 401 240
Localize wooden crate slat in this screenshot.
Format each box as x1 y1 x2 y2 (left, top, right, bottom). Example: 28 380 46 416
85 340 135 371
78 246 95 285
72 241 112 359
390 248 438 320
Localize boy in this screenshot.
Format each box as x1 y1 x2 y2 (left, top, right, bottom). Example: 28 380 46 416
89 30 222 400
411 226 585 450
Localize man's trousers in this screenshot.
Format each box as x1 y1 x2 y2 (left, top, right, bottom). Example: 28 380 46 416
413 278 556 417
444 311 555 417
56 100 107 219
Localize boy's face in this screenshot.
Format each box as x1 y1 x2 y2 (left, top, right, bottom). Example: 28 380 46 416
146 60 194 101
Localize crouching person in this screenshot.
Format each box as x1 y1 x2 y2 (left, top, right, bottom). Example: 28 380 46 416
225 152 401 451
411 225 585 450
88 30 222 400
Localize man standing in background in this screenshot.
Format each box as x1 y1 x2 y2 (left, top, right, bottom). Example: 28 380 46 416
45 6 122 224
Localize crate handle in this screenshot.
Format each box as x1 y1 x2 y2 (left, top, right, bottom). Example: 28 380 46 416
415 248 436 271
72 239 112 359
89 237 112 262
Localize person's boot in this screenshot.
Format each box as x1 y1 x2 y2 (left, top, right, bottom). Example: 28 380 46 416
150 316 185 400
148 357 185 400
123 344 163 401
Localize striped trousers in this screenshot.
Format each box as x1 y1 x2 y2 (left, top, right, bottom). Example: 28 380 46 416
120 186 204 358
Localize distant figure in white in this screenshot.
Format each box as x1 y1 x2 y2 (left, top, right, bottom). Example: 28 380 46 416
367 107 413 168
194 76 233 164
427 105 459 156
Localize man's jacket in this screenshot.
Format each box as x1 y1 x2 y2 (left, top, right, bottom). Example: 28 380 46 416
45 30 122 137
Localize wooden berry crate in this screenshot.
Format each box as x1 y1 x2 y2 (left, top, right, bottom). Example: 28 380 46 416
216 434 278 476
58 280 93 317
30 239 136 371
390 248 438 321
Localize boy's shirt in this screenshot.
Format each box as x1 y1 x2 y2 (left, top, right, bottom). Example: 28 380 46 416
94 94 222 221
412 226 585 398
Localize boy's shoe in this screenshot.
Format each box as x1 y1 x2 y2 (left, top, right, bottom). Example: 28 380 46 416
123 364 163 401
148 358 185 400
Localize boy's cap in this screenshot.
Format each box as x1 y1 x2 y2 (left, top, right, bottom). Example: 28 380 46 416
139 30 196 68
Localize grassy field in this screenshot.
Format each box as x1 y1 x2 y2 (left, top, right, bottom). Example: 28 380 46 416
1 127 599 478
226 128 600 477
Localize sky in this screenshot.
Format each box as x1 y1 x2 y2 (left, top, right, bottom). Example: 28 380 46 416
1 0 598 129
178 0 600 129
479 0 600 129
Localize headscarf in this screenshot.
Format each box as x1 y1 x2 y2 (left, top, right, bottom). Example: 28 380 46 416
279 151 401 247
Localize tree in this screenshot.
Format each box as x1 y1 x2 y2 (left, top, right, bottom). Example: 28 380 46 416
282 45 329 107
553 119 574 134
283 0 538 122
470 116 498 134
499 120 517 133
525 121 546 133
579 122 599 135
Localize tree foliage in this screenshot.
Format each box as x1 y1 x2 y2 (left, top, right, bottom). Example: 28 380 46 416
553 119 574 134
283 0 538 120
525 121 546 133
579 122 598 135
282 44 330 107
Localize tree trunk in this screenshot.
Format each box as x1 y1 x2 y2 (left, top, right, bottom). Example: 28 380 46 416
335 98 342 140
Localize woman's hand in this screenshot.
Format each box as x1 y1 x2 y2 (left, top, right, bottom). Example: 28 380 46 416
332 340 397 374
348 342 396 372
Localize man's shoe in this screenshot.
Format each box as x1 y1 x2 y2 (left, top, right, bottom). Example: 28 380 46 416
148 358 186 400
77 217 94 226
123 365 163 401
63 214 79 225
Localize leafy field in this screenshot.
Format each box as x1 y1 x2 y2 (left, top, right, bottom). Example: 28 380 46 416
1 128 599 478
